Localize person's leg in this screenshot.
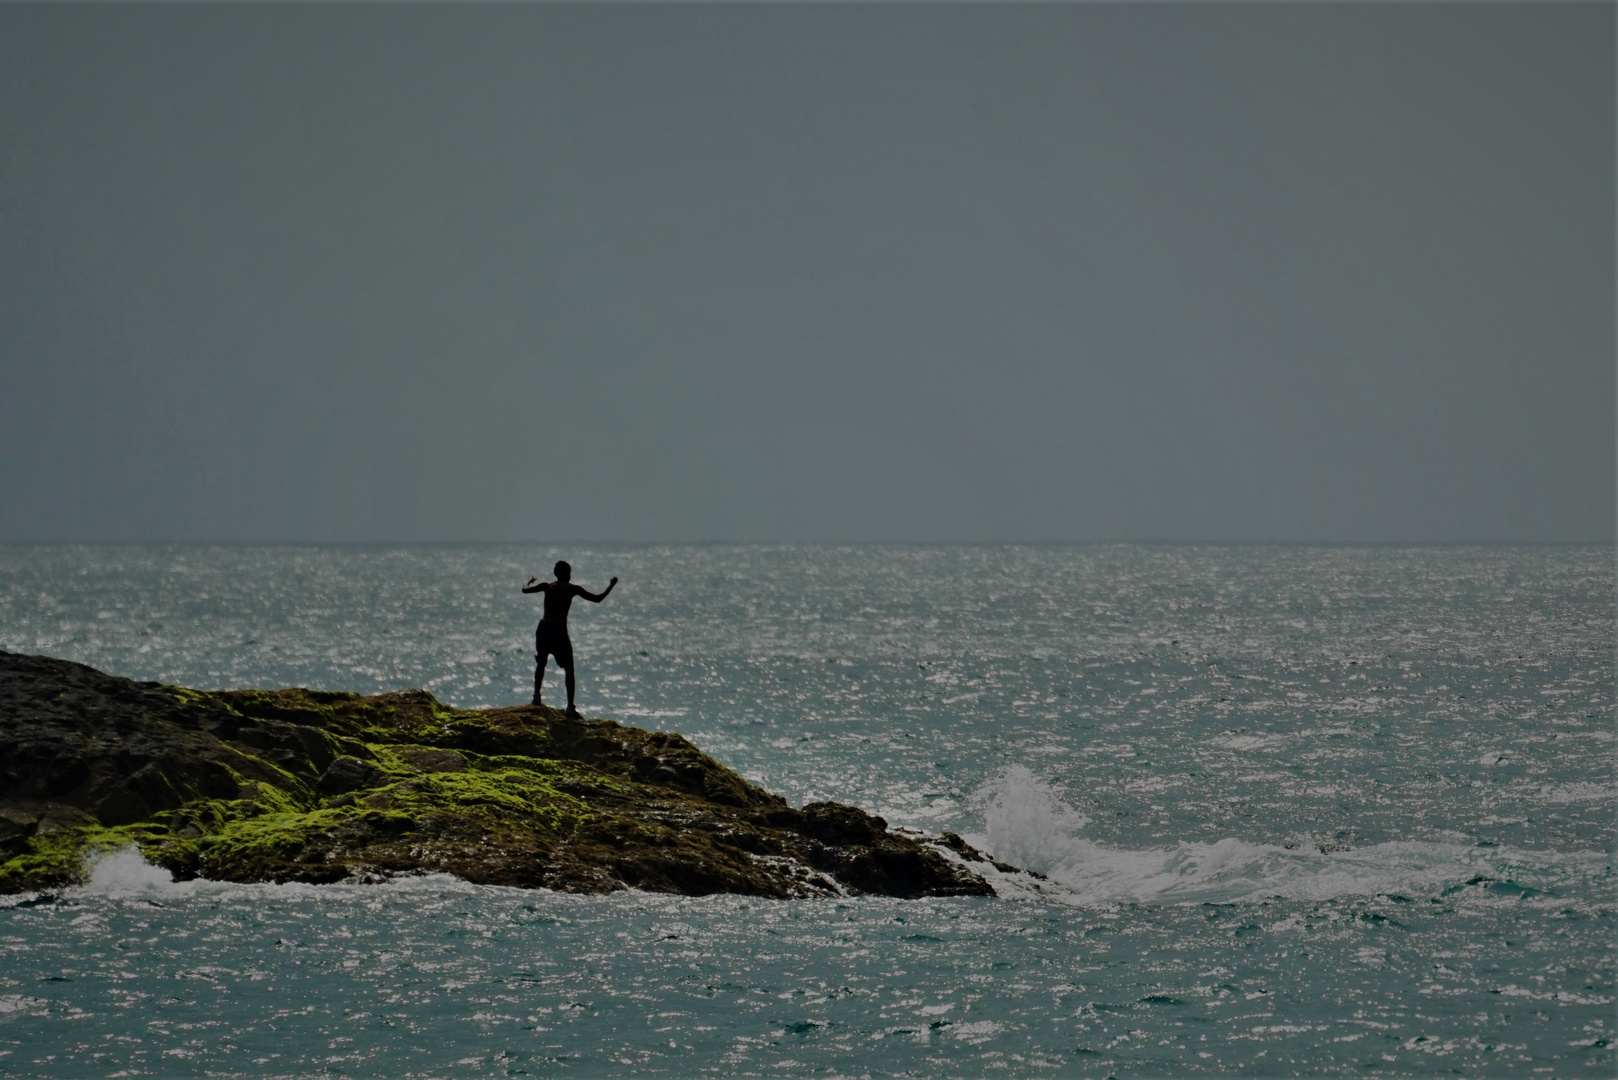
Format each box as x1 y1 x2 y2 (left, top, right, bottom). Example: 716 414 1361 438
558 636 579 718
532 652 548 706
533 625 551 706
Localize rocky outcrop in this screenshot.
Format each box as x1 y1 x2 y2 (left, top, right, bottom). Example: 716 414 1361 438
0 651 998 898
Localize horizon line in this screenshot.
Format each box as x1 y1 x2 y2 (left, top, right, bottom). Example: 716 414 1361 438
0 537 1611 548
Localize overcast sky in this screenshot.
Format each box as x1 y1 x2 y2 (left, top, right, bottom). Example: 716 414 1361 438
1 3 1611 543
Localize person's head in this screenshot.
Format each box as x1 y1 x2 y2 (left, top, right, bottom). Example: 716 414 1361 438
553 560 572 582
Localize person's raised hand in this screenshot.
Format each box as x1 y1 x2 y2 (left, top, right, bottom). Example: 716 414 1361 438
610 576 619 586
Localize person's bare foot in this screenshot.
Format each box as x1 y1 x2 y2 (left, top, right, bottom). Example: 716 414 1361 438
565 705 582 720
531 695 543 707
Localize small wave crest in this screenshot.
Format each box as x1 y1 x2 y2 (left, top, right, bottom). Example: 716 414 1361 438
973 766 1604 906
61 847 480 905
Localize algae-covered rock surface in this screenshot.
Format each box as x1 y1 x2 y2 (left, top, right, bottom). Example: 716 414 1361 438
0 651 998 898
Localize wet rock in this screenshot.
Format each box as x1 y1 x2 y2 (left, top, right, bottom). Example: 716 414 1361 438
807 840 992 899
795 802 888 845
936 830 1030 876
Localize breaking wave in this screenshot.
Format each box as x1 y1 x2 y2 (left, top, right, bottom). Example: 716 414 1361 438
972 765 1607 906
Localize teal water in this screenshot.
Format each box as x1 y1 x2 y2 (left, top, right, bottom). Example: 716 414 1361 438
1 544 1612 1077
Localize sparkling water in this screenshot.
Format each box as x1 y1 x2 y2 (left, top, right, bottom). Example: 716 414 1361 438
0 544 1611 1076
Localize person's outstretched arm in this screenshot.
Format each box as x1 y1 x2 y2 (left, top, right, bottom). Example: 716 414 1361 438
522 577 547 594
578 576 618 603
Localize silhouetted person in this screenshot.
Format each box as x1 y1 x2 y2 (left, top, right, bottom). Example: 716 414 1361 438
523 560 617 718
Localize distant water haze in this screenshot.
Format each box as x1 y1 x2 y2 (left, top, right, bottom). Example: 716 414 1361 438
1 3 1611 543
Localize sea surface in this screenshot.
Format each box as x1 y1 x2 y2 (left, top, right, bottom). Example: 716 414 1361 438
0 543 1612 1078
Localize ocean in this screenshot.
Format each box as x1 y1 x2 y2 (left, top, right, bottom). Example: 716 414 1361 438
0 543 1611 1077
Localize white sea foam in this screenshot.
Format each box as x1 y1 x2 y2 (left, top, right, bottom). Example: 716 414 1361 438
65 846 484 905
975 766 1604 906
74 845 182 899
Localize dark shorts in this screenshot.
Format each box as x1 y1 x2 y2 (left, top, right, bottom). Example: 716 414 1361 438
535 622 574 670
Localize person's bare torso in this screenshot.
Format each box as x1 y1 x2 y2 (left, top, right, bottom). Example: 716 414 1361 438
539 582 579 627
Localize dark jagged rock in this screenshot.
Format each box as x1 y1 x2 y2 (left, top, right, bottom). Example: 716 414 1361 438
316 756 387 795
0 651 999 899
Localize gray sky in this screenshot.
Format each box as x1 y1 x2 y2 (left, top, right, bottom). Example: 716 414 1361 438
1 3 1611 543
